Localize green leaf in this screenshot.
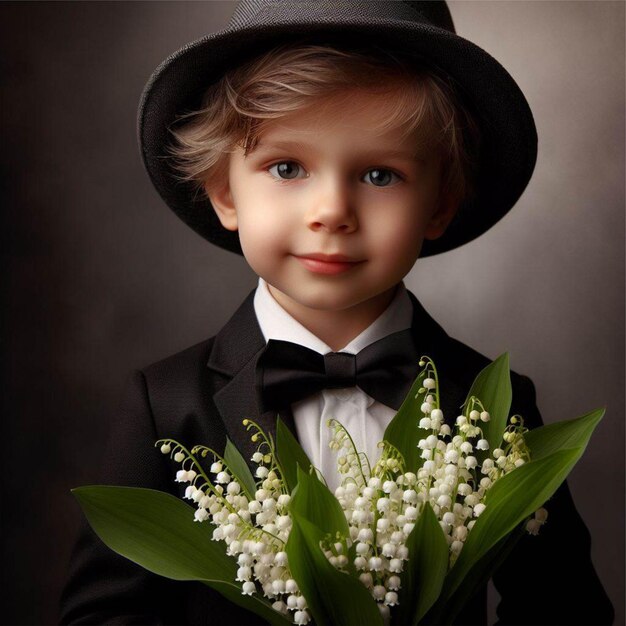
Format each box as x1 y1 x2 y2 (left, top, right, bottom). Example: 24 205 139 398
426 522 525 626
383 366 431 473
523 407 605 461
434 403 606 619
290 465 349 539
462 353 511 461
395 502 448 626
275 416 312 492
73 486 291 626
224 438 257 500
205 580 293 626
286 512 383 626
442 447 583 600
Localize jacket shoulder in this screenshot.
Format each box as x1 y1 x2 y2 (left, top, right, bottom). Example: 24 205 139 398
141 336 216 382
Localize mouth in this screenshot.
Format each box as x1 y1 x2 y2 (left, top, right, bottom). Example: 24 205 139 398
294 253 364 275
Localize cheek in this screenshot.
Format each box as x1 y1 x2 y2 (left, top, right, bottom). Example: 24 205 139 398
236 207 292 266
366 210 426 269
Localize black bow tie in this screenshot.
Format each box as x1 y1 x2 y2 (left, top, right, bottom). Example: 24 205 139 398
255 329 420 412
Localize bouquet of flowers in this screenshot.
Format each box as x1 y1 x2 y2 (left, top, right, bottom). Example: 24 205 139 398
74 354 604 625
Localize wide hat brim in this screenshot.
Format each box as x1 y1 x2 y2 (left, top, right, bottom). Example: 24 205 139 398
139 1 537 258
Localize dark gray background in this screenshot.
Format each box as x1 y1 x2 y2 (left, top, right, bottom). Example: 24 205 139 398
1 2 623 625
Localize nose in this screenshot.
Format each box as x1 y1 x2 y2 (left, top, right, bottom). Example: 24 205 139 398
306 176 358 234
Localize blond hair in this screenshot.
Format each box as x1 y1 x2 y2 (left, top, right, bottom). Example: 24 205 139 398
168 42 481 206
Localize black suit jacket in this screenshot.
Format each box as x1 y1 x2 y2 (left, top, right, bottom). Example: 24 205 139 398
59 289 614 625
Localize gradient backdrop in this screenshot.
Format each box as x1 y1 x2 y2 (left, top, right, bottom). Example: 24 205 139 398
1 2 624 624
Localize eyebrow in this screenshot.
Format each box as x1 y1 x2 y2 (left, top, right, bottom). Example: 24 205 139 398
254 139 426 163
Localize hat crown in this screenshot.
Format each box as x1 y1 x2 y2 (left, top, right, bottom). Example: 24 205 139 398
230 0 455 33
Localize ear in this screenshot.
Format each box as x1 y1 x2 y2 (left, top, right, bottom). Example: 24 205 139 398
206 180 238 232
424 192 460 240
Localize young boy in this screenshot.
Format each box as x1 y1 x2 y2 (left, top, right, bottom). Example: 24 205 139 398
60 1 614 624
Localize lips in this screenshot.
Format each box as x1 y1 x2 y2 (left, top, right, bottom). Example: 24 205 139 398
294 252 364 275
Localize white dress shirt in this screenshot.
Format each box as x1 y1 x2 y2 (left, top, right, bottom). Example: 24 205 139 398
253 277 413 493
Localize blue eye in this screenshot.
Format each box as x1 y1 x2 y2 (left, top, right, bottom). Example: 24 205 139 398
268 161 306 180
363 169 400 187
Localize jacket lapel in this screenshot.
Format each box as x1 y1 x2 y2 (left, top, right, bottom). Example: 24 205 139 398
206 289 297 468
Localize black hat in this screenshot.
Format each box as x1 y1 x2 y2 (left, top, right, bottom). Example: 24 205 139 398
138 0 537 257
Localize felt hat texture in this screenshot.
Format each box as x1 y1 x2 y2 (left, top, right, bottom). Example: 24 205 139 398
138 0 537 257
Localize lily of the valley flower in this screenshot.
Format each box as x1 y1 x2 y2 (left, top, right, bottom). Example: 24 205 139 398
156 356 546 626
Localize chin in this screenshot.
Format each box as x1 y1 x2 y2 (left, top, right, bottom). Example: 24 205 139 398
288 284 384 312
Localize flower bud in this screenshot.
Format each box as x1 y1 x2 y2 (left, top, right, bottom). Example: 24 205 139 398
272 601 288 615
451 540 464 555
382 480 396 494
236 566 252 581
464 494 479 507
389 558 403 572
465 456 478 469
354 556 367 569
276 494 290 507
241 581 256 595
369 556 384 571
443 512 456 526
405 506 418 521
473 503 487 517
384 591 398 606
460 441 473 454
373 584 386 600
382 543 396 558
367 477 381 490
453 525 468 541
216 471 230 484
423 460 436 473
377 497 390 512
526 519 542 535
437 494 452 509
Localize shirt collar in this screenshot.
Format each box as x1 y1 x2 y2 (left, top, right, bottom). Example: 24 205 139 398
253 277 413 355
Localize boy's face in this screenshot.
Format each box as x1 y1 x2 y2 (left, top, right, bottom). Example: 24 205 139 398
209 89 457 318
